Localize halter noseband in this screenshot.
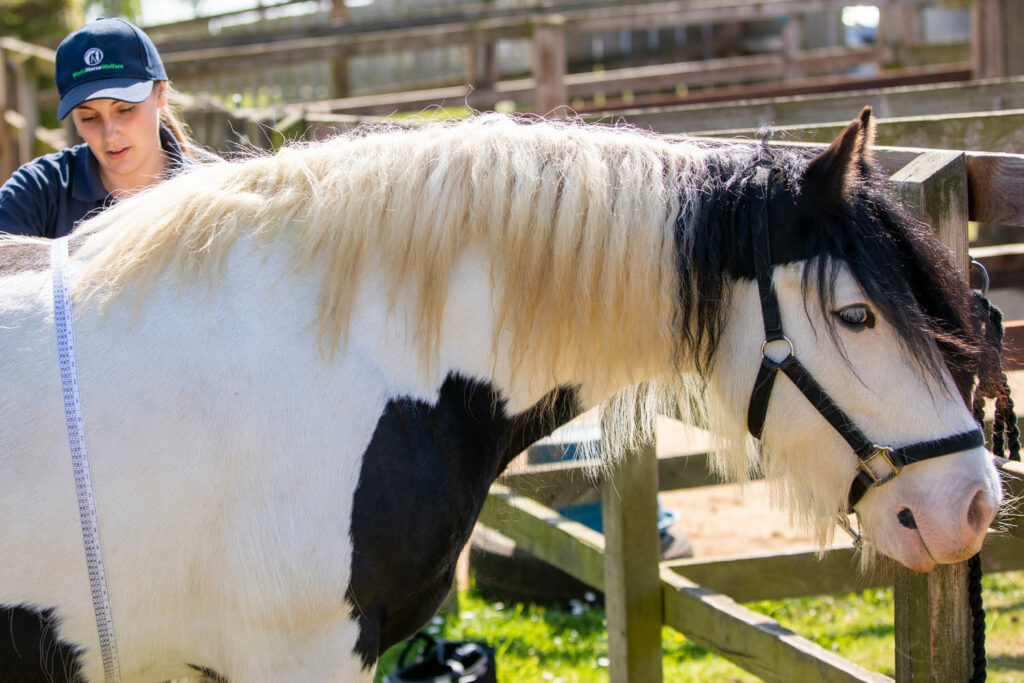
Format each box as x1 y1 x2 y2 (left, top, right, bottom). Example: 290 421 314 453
743 165 984 546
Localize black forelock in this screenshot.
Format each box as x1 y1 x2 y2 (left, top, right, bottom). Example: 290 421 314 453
676 142 977 396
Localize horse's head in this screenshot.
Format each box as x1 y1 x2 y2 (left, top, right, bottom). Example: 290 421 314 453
696 109 1000 571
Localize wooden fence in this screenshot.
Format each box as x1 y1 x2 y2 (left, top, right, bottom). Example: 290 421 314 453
5 1 1018 168
0 38 63 180
479 141 1024 682
150 0 977 111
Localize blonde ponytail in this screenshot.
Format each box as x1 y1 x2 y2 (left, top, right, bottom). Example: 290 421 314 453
158 82 196 158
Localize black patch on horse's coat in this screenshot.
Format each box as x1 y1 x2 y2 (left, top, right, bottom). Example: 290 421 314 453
346 375 580 668
188 663 229 681
676 140 977 394
0 605 83 682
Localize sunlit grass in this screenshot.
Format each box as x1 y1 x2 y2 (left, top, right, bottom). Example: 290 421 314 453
376 570 1024 682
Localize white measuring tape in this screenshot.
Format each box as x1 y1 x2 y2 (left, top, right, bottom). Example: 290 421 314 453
51 236 122 683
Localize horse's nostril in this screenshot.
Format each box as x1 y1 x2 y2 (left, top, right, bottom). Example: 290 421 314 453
897 508 918 529
967 487 996 534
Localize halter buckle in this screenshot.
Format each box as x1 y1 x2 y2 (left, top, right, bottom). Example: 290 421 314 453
858 445 900 486
836 513 864 550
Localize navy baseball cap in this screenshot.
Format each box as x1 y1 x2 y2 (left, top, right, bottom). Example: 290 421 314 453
56 18 167 119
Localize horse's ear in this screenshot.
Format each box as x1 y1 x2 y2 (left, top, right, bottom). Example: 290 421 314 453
856 106 876 172
804 107 874 201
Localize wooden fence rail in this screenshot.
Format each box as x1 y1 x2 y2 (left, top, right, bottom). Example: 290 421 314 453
480 483 893 683
150 0 963 109
486 441 1024 681
134 0 1023 113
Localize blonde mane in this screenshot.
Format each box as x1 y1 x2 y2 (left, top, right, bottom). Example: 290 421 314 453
72 114 750 487
77 116 697 380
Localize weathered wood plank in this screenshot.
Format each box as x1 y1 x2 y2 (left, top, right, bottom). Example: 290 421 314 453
152 0 927 55
997 458 1024 540
964 152 1024 227
12 57 37 167
0 37 56 64
500 450 719 506
971 244 1024 289
483 484 892 682
661 568 892 683
885 150 1024 228
531 14 567 115
268 46 890 117
890 151 973 683
973 0 1024 79
479 484 607 590
155 0 922 76
601 438 663 682
666 533 1024 603
0 47 11 180
696 108 1024 155
742 139 1024 228
620 77 1024 137
562 46 889 98
890 150 970 270
670 546 871 603
894 564 973 683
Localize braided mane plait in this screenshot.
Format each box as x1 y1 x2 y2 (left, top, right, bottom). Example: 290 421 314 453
966 289 1018 683
970 292 1021 461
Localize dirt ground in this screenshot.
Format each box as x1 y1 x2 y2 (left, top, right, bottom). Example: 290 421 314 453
652 417 842 559
659 482 831 558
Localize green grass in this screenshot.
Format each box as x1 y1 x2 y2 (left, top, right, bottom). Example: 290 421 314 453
376 571 1024 682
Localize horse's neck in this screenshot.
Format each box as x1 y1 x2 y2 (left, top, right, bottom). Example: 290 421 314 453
364 245 661 415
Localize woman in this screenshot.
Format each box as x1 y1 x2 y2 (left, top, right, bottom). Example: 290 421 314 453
0 17 193 237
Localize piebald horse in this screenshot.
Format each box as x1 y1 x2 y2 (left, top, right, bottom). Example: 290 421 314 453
0 110 1001 681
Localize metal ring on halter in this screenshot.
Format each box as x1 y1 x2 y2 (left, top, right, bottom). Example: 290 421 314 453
970 258 990 296
760 336 795 361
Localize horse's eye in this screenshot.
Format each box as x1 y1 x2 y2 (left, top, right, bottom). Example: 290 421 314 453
834 304 876 330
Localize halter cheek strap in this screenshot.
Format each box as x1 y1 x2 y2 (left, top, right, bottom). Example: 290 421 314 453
743 166 984 522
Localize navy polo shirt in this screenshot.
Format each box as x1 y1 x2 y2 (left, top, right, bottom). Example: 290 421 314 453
0 126 186 238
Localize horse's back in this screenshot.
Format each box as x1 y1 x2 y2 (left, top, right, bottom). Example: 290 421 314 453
0 239 387 679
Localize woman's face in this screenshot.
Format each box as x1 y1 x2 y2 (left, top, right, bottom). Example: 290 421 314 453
71 83 168 190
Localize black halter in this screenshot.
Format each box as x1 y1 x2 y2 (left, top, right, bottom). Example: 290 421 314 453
743 166 984 516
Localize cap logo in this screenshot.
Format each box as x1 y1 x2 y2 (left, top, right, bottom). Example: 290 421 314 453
84 48 104 66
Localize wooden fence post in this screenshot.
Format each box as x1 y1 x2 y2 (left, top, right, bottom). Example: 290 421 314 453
889 150 972 682
12 54 38 166
0 46 11 180
891 150 970 272
972 0 1024 79
531 14 566 116
468 40 498 98
330 0 350 98
467 0 499 107
782 16 803 60
880 5 922 49
601 433 664 683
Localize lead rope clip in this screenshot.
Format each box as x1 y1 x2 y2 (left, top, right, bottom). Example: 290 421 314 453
836 513 864 550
